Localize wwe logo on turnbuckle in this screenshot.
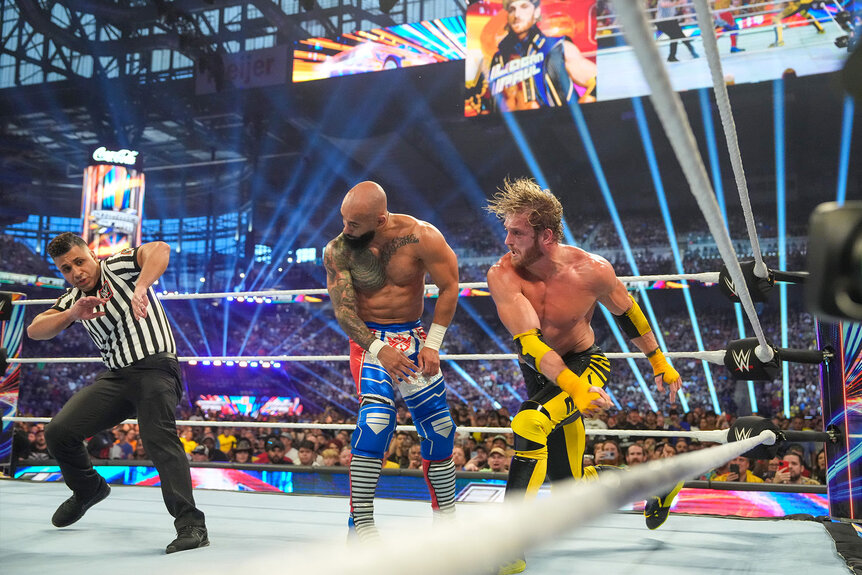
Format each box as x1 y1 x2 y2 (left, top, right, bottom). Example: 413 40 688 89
731 348 753 372
733 427 753 441
723 276 736 298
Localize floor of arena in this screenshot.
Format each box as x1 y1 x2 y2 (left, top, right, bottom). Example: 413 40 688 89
0 479 849 575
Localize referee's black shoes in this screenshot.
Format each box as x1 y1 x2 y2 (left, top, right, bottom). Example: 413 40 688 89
166 525 210 554
51 478 111 527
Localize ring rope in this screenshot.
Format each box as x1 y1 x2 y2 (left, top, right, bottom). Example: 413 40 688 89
611 0 774 363
5 416 734 443
15 270 823 306
7 350 728 365
213 430 776 575
692 0 768 280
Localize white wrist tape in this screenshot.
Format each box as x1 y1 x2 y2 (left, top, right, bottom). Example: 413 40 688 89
424 323 447 351
368 338 387 359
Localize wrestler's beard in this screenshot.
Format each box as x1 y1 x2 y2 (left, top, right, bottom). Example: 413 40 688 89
512 236 542 269
343 230 375 250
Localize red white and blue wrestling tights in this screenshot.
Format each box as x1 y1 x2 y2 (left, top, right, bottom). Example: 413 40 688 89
347 320 456 541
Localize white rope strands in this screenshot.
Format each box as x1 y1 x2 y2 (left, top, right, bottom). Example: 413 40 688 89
164 429 775 575
7 349 727 365
14 270 827 306
610 0 774 364
691 0 768 279
6 415 734 443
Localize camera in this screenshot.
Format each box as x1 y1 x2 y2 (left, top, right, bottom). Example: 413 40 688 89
806 202 862 322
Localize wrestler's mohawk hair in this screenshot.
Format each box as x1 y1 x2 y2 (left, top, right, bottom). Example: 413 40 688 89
485 177 564 243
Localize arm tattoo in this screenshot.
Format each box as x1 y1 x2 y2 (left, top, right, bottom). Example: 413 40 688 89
325 242 376 350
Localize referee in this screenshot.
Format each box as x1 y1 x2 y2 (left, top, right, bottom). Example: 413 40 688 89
27 232 208 553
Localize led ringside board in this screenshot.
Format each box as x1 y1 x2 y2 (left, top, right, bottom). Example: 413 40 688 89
292 16 466 82
465 0 598 116
196 395 304 418
818 320 862 519
82 147 145 258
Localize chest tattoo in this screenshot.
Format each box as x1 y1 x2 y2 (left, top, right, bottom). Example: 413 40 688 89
349 234 419 291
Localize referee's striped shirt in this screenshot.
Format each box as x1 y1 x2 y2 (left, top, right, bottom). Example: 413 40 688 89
52 246 176 370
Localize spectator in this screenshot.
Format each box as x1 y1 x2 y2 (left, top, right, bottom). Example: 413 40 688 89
217 427 237 453
596 439 622 466
258 436 292 465
625 443 646 467
452 446 469 471
28 428 52 461
467 444 489 471
201 435 228 462
321 448 339 467
231 438 254 465
339 445 353 467
281 433 299 463
296 440 318 466
771 452 820 485
487 446 509 473
812 449 828 485
652 441 676 461
190 445 209 463
133 441 148 461
178 427 197 454
110 428 134 460
406 444 423 470
713 456 762 483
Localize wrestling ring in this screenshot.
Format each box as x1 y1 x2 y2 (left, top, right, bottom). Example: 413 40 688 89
1 2 858 574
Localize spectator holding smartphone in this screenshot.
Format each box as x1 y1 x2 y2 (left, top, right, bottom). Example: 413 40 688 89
713 455 762 483
771 452 820 485
597 439 622 466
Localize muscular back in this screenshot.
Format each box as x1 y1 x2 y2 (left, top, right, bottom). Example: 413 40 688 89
490 246 617 355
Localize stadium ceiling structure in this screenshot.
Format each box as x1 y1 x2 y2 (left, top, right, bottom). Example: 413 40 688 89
0 0 465 220
0 1 854 226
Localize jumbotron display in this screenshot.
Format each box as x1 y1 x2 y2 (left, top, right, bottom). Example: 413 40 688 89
82 146 145 258
292 16 466 82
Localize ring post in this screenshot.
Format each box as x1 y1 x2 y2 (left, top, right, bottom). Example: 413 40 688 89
817 320 862 519
0 292 26 474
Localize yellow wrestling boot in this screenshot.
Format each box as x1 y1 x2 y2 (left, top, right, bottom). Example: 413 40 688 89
643 480 684 530
497 554 526 575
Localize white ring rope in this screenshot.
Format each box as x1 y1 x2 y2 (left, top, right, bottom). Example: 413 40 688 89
6 416 733 443
171 429 775 575
7 350 728 365
692 0 768 279
16 271 820 306
611 0 774 363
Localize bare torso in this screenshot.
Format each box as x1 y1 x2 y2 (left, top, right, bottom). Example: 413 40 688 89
340 214 428 323
495 245 611 355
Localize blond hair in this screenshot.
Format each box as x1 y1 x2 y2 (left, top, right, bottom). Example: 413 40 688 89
485 178 564 242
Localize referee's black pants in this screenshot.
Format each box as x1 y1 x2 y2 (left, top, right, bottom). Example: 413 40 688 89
45 352 206 529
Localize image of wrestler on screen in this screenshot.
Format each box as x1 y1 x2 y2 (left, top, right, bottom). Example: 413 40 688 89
485 178 684 574
324 181 460 542
486 0 597 112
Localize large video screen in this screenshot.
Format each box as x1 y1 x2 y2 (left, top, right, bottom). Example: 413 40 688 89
82 147 145 258
293 16 466 82
465 0 855 114
465 0 598 116
595 0 855 101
